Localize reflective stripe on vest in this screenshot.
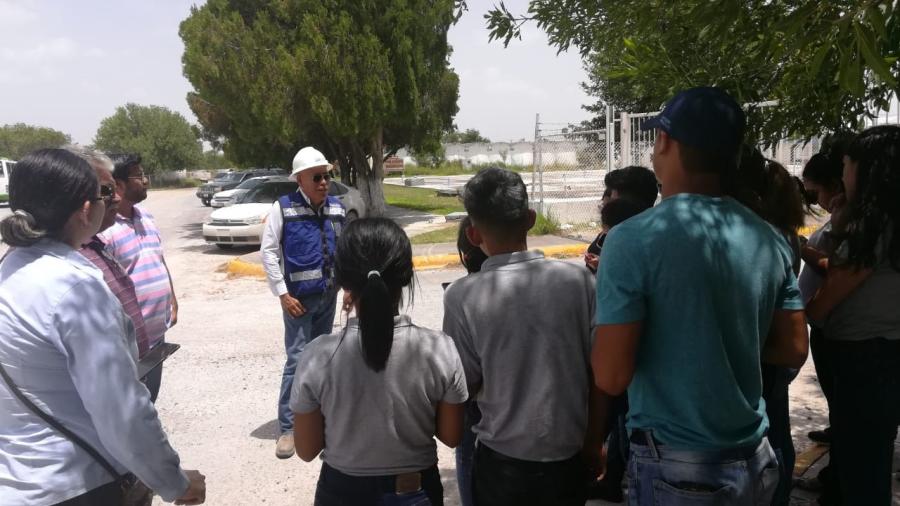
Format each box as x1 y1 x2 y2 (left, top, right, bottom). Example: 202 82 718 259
289 269 324 282
283 207 316 218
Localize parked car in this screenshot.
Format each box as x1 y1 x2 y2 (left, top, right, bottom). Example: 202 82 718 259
0 158 17 197
211 175 278 208
196 168 285 206
203 178 365 248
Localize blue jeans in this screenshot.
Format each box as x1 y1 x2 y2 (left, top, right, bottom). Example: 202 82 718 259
455 401 481 506
627 431 779 505
278 289 337 434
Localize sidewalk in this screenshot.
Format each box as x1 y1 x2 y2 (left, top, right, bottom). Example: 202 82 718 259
226 234 589 278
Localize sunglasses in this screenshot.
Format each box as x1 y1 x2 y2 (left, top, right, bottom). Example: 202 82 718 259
128 174 149 184
312 173 332 184
92 184 116 202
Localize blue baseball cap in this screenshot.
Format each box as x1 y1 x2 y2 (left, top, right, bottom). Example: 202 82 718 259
641 87 746 149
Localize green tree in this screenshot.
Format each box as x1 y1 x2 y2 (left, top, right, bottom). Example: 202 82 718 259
197 150 233 171
94 104 203 174
484 1 900 143
180 0 461 216
443 127 491 144
0 123 71 159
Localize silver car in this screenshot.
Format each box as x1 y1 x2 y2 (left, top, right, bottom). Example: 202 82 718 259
203 178 366 249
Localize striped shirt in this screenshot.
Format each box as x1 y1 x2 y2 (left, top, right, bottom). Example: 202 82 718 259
79 237 151 357
98 206 172 349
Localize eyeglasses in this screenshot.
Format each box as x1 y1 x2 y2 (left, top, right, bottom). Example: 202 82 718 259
92 184 116 203
312 173 332 183
128 174 149 184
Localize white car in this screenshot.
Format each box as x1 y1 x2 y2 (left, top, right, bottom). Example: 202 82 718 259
203 178 366 249
210 175 278 208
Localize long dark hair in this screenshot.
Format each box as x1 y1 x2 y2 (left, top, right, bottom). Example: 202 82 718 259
732 147 805 235
840 125 900 271
0 149 97 247
335 217 414 372
456 216 487 274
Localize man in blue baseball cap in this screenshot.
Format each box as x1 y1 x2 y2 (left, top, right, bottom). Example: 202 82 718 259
590 87 809 504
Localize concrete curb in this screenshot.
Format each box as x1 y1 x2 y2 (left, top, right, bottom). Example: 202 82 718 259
225 243 589 278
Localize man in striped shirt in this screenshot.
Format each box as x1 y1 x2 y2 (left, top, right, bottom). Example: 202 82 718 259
99 154 177 402
69 146 151 359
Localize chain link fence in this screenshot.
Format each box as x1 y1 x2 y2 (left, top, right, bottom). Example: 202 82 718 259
529 129 613 228
533 123 824 229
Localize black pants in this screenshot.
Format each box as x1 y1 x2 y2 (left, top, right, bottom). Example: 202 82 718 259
472 444 588 506
809 326 833 408
314 462 443 506
603 394 629 486
826 337 900 506
55 481 122 506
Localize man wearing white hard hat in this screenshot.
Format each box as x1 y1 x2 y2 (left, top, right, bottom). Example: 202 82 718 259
260 146 346 458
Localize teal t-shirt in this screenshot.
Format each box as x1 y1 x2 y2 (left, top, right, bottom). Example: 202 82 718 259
595 193 804 450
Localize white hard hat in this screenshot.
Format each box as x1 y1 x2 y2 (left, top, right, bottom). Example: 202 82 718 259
291 147 330 176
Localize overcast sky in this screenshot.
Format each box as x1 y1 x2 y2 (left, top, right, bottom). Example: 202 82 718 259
0 0 591 146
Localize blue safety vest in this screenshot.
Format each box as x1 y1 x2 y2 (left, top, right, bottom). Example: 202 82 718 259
278 192 345 297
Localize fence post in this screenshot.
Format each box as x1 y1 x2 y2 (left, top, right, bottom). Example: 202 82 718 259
619 112 630 169
532 113 544 214
606 104 615 172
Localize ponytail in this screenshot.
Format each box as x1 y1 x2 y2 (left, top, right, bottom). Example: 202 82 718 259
335 218 415 373
0 210 47 247
358 270 394 371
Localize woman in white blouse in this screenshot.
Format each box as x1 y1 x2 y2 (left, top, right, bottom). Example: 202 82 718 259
0 149 205 506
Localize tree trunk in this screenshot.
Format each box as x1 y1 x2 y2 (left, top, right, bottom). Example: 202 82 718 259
352 129 386 217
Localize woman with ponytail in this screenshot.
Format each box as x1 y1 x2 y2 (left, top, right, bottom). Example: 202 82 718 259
290 217 467 505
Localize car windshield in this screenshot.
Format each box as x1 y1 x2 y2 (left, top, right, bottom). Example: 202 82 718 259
235 178 267 190
217 173 244 182
237 182 298 204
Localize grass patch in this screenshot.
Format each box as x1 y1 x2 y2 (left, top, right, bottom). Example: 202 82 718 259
383 184 464 215
532 211 561 235
152 177 203 189
409 225 459 245
407 211 561 244
0 194 7 203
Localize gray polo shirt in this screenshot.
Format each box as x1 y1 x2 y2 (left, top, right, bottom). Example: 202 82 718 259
290 315 468 476
442 250 596 462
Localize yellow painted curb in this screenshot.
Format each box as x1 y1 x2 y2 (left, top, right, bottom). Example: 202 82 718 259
225 258 267 278
226 244 590 277
413 253 461 271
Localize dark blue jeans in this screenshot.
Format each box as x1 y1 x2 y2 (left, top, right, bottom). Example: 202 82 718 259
627 431 779 505
455 401 480 506
278 289 337 434
314 462 443 506
826 337 900 506
761 363 796 506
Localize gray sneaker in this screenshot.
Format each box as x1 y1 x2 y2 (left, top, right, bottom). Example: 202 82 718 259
275 433 295 459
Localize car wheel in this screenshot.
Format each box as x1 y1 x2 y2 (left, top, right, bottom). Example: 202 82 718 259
346 210 359 222
202 198 211 207
216 243 233 250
